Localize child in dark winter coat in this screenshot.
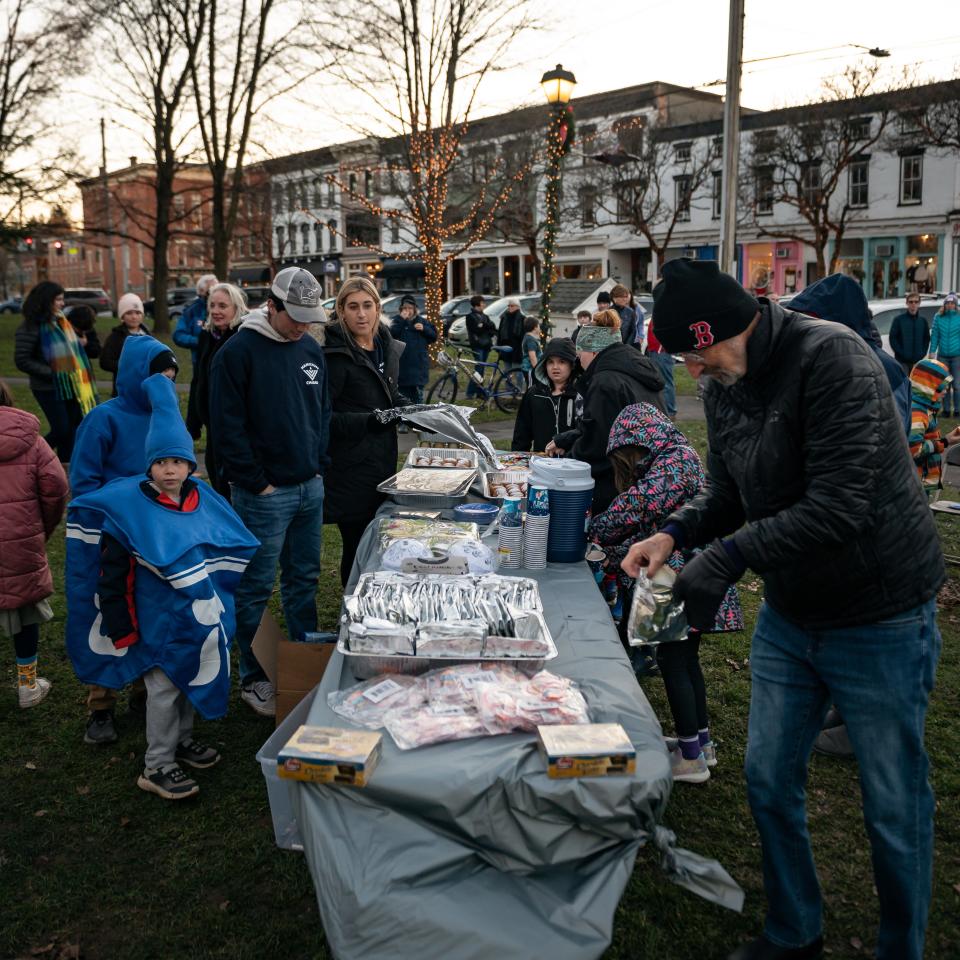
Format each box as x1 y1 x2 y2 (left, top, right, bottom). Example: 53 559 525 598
588 403 742 784
0 380 69 708
512 337 579 452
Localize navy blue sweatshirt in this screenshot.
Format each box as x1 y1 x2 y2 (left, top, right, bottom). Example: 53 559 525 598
209 321 331 493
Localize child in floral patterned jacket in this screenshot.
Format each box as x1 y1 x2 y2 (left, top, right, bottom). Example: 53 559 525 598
588 402 743 783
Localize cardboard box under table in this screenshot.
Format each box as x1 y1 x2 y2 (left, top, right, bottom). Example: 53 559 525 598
264 503 742 960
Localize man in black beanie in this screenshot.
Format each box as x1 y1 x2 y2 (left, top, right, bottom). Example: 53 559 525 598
622 258 944 960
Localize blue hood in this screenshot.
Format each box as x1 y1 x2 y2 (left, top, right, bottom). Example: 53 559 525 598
116 336 173 411
143 373 196 473
789 273 878 344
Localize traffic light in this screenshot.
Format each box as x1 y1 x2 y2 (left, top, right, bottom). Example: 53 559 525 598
25 236 33 248
53 240 63 256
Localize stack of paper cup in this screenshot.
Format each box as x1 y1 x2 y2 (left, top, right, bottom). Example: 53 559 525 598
523 485 550 569
498 497 523 568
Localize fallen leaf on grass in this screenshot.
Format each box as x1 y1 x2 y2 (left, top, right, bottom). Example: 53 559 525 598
119 816 131 828
724 657 741 671
25 761 37 770
953 882 960 895
107 756 121 766
850 936 863 951
128 752 136 761
29 943 54 955
34 810 47 818
58 943 81 959
218 900 230 912
76 786 90 796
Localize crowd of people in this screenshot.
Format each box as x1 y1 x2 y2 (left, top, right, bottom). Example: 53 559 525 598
1 261 952 960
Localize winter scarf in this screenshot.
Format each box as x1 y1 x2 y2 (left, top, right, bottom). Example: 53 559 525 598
909 357 951 491
39 313 97 413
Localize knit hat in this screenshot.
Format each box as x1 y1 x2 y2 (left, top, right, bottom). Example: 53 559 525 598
576 308 620 354
143 373 196 475
400 295 417 309
542 337 576 363
652 259 760 353
148 349 178 378
118 293 144 318
945 292 958 305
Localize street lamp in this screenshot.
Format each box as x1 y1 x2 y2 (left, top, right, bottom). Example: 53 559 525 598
538 64 576 335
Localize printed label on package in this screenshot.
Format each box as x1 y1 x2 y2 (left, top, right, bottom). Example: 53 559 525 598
362 678 404 704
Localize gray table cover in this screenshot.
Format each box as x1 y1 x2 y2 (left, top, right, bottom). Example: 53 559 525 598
289 507 742 960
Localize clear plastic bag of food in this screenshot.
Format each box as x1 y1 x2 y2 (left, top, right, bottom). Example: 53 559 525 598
423 663 524 705
474 670 590 734
626 566 688 647
327 675 427 729
385 704 489 750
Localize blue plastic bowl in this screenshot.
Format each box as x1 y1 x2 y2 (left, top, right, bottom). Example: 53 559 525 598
453 502 500 526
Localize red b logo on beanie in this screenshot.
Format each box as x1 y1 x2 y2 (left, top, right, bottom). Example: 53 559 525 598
689 321 715 349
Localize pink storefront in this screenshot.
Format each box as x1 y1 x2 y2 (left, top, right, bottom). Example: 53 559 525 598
772 241 804 296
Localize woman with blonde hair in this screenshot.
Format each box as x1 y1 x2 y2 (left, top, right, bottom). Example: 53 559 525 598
188 282 247 497
324 277 405 583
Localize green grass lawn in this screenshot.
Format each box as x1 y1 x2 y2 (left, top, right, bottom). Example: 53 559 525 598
1 321 958 958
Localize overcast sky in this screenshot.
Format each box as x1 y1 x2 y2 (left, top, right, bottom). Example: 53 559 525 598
69 0 960 187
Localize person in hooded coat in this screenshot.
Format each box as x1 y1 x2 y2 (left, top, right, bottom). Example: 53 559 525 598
324 277 405 585
389 294 437 404
65 374 259 800
511 337 580 452
546 309 665 512
907 357 960 496
790 274 911 432
588 402 743 783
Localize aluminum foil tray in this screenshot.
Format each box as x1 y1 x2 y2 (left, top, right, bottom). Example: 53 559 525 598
405 447 480 470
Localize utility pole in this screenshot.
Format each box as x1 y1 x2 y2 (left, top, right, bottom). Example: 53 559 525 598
100 118 120 313
719 0 744 278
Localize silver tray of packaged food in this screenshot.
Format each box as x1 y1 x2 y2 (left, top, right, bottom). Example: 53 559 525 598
405 447 479 470
337 572 554 677
377 467 476 508
482 470 530 500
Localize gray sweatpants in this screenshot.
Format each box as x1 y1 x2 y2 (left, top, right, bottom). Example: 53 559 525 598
143 667 194 770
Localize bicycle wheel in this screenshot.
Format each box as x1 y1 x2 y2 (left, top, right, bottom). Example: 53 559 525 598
427 372 458 404
493 368 527 414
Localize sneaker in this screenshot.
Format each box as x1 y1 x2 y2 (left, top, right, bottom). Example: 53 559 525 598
241 680 276 717
176 738 221 769
670 749 710 784
137 763 200 800
84 708 119 745
664 736 718 768
18 677 52 709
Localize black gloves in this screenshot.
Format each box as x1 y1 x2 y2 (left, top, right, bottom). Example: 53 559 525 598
367 409 403 431
673 540 745 632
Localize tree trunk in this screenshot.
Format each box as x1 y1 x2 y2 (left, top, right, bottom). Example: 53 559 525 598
422 239 445 342
152 165 174 335
211 168 229 279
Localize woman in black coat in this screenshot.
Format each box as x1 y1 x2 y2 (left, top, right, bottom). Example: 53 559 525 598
324 277 404 584
187 282 246 498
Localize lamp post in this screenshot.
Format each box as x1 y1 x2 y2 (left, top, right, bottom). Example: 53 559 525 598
538 64 576 336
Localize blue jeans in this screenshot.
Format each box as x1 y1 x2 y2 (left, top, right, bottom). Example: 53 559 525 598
230 476 324 684
942 355 960 414
649 352 676 416
466 348 488 398
746 599 940 959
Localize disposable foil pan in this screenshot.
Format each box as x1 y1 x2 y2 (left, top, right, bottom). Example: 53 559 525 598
337 608 557 679
377 468 475 509
405 447 480 470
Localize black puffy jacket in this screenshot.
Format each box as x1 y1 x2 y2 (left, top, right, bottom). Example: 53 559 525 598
511 360 580 452
323 323 404 524
554 341 665 512
666 303 944 629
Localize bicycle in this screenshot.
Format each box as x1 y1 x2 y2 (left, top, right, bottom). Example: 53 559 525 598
426 345 527 414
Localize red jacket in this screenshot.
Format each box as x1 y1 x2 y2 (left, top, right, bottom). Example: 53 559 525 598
0 407 68 609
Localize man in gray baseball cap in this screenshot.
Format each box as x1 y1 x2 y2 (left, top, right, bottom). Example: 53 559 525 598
208 265 331 717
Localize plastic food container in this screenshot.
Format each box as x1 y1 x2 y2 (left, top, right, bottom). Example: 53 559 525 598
482 470 530 500
453 502 499 526
405 447 480 470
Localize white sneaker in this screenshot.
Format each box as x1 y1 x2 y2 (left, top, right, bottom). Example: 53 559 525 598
664 736 717 768
241 680 276 717
669 749 710 784
19 677 52 709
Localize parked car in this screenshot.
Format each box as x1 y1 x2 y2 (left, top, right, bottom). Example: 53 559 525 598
869 295 944 358
143 287 196 320
440 296 476 336
241 285 271 309
64 288 112 316
447 293 543 346
0 295 23 314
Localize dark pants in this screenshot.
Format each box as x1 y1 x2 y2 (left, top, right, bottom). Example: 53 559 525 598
12 623 39 660
399 384 423 405
203 430 230 500
656 633 707 738
33 389 82 462
337 518 372 587
466 347 489 398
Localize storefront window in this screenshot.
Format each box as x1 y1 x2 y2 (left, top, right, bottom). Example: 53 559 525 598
835 238 864 285
559 262 603 281
906 234 938 293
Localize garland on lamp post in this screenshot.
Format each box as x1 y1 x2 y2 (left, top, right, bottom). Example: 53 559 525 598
539 101 575 338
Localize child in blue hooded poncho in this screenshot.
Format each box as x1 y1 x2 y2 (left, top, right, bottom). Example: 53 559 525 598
65 374 259 800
